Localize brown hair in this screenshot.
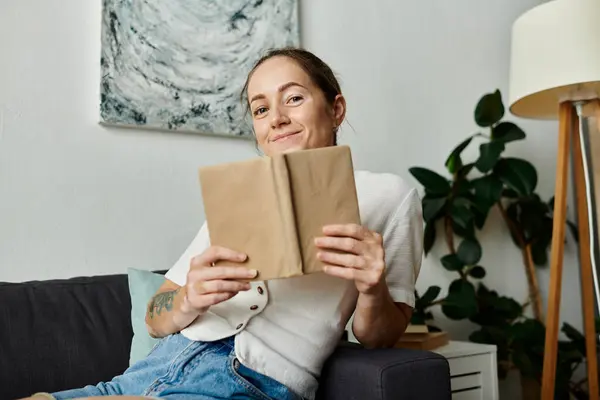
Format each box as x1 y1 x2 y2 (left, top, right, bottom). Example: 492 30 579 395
240 47 343 145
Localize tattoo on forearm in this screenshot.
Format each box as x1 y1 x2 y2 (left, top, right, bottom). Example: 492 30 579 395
148 288 180 319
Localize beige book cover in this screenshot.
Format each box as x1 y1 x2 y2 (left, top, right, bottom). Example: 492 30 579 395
198 145 361 281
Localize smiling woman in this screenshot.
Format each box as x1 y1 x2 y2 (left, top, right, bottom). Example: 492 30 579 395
26 47 424 400
240 48 346 153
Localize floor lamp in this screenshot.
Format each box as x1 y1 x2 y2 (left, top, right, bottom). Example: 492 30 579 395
507 0 600 398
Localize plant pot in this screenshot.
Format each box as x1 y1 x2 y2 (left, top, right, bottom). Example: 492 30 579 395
520 374 541 400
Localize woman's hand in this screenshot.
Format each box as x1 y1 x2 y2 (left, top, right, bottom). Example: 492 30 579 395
314 224 386 296
184 246 258 314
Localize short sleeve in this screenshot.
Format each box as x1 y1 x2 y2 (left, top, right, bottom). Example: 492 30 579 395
382 188 424 308
164 222 211 286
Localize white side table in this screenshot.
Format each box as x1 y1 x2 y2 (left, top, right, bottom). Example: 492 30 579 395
432 341 499 400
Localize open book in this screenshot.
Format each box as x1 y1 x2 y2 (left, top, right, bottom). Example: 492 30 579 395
198 145 361 281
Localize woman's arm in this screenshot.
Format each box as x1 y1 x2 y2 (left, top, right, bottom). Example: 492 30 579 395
315 225 414 348
315 188 423 349
145 245 257 338
351 286 413 348
145 280 200 339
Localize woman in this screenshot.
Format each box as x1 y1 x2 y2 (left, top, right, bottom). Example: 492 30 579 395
28 47 423 400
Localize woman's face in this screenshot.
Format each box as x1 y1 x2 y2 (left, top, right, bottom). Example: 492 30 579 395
246 56 345 156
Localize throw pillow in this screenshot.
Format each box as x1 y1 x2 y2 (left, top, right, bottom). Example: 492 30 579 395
127 268 165 366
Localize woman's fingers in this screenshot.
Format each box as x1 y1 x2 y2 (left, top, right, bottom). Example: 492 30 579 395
192 246 247 268
316 251 366 269
199 265 258 281
322 264 369 281
193 279 251 295
321 224 366 240
203 292 238 307
314 236 364 255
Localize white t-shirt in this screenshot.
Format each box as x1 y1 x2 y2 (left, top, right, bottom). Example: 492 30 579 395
164 170 424 400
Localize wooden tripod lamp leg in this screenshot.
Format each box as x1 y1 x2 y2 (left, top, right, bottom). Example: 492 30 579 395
541 102 573 398
572 101 600 399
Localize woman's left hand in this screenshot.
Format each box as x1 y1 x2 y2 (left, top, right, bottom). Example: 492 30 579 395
314 224 386 296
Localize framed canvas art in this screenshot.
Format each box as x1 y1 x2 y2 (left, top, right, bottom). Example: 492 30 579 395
99 0 300 138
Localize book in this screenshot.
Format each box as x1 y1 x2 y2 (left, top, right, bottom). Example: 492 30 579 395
395 331 450 351
198 145 361 281
404 324 430 334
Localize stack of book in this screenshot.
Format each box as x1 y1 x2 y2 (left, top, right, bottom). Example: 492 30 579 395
395 324 449 351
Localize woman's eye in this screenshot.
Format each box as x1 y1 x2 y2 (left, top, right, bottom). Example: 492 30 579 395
288 96 303 104
253 107 267 116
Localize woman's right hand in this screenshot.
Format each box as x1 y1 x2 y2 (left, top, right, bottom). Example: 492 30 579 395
183 246 257 315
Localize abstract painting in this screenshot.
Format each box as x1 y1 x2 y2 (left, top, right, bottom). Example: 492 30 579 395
99 0 300 138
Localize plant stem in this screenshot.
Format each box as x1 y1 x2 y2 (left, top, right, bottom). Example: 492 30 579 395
429 298 446 307
523 244 544 322
443 215 468 279
444 215 455 254
496 201 544 322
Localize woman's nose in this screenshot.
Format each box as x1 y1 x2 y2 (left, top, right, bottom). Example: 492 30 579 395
270 106 290 129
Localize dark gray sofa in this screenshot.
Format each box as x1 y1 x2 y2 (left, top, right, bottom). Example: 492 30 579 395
0 272 451 400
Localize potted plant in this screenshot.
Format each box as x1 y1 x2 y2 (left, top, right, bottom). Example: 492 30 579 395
408 89 595 399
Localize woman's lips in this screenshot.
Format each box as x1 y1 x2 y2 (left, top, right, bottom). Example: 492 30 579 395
272 131 300 142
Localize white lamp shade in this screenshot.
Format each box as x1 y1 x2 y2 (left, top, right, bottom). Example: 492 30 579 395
508 0 600 120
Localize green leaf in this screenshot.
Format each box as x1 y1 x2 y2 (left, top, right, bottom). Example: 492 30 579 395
512 351 537 377
469 328 490 344
469 265 486 278
510 319 546 345
457 163 475 180
466 193 492 229
476 141 505 173
452 196 472 209
471 175 503 206
471 287 523 326
472 206 489 230
495 158 538 196
422 196 447 223
561 322 586 355
502 188 519 198
423 222 436 255
455 179 472 197
442 279 478 320
420 286 441 306
457 238 482 265
474 89 504 127
451 218 476 239
409 167 451 196
515 196 550 243
531 241 548 266
441 254 464 271
450 204 473 230
445 136 473 174
492 122 526 143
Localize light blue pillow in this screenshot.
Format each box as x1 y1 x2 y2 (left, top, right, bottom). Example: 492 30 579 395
127 267 166 366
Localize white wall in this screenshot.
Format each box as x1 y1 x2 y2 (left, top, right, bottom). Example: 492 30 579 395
0 0 584 394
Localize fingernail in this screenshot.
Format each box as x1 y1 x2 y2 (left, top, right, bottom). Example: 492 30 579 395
248 269 257 277
239 254 247 261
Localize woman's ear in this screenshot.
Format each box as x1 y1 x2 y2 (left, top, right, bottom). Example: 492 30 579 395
332 94 346 129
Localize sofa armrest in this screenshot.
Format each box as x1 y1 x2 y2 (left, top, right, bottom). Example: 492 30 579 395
316 342 451 400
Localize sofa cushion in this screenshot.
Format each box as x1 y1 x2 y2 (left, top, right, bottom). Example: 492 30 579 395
0 274 134 400
127 268 165 366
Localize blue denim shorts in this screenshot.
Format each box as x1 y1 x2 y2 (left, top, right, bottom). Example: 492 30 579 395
50 333 301 400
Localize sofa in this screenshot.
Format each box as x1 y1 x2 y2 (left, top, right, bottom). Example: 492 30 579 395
0 271 452 400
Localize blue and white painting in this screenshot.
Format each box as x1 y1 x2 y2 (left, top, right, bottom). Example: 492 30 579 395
99 0 300 138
